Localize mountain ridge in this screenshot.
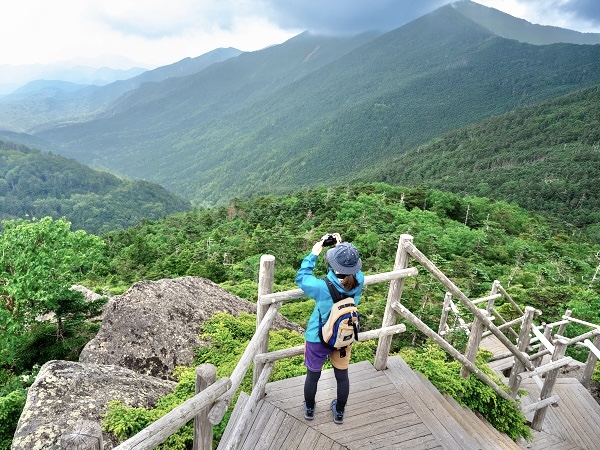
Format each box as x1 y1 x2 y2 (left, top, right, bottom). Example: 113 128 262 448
1 1 599 214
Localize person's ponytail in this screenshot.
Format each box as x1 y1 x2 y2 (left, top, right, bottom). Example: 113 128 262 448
340 274 359 290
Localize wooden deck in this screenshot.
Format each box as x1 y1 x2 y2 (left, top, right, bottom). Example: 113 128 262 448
481 335 600 450
219 356 519 450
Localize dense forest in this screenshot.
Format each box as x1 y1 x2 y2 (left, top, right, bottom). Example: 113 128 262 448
0 141 191 234
363 84 600 242
2 182 598 447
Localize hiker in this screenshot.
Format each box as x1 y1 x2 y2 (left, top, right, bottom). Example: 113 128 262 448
296 233 364 424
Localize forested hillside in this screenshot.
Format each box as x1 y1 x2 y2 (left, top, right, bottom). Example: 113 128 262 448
364 84 600 242
85 183 600 326
26 4 600 208
0 141 190 233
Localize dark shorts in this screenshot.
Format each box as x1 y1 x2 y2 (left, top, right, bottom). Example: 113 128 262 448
304 341 351 372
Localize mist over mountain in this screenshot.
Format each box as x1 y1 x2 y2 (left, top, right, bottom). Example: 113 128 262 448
0 63 147 97
0 1 599 228
0 48 243 133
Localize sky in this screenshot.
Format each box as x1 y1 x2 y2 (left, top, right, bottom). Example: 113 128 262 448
1 0 600 69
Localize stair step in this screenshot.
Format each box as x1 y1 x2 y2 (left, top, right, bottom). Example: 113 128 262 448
414 371 521 450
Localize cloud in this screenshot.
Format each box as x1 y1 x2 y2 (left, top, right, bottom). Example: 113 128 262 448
91 0 238 39
260 0 450 35
477 0 600 32
1 0 599 68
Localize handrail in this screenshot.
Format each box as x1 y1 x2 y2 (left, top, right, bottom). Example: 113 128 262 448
207 302 281 425
253 324 407 364
258 267 418 305
113 378 231 450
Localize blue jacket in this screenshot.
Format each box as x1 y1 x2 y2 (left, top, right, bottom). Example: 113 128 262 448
295 252 364 343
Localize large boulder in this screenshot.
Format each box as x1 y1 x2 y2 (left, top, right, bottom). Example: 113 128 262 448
11 360 175 450
79 276 303 379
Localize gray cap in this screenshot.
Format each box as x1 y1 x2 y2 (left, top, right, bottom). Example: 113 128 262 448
326 242 362 275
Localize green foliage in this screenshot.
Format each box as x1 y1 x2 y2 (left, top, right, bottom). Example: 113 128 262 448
0 217 107 362
87 183 600 356
0 365 36 450
10 322 100 373
13 7 600 213
104 313 303 448
0 388 26 450
3 182 599 447
368 85 600 241
0 141 191 234
401 341 532 441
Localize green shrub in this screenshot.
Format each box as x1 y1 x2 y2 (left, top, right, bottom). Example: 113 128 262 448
0 389 26 450
401 341 532 441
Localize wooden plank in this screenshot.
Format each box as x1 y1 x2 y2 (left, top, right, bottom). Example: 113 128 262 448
248 405 286 450
314 433 335 450
280 422 310 450
519 429 584 450
385 356 481 449
320 401 415 442
267 413 295 450
217 392 248 450
551 381 600 448
239 401 277 450
519 377 600 449
353 422 432 449
383 432 442 450
266 361 375 393
415 371 520 450
292 426 324 450
269 374 394 414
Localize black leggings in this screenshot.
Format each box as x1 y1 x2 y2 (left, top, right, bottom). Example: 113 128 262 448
304 367 349 411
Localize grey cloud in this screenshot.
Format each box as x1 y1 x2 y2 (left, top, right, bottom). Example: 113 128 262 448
261 0 451 35
509 0 600 28
557 0 600 26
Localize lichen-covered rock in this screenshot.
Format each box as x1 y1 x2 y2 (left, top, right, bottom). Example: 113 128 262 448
79 276 303 379
11 360 175 450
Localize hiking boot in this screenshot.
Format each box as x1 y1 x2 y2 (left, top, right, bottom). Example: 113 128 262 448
331 399 344 424
303 401 315 420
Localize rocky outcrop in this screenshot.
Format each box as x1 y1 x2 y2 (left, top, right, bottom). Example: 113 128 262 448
79 276 304 379
11 360 175 450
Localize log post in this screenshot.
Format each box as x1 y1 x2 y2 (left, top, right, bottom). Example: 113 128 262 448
61 420 103 450
438 292 452 335
253 255 275 387
581 334 600 388
220 362 275 450
460 281 500 378
508 307 537 397
460 309 487 378
556 310 571 336
392 301 513 402
487 280 499 313
531 339 568 431
114 378 231 450
532 323 552 368
374 234 413 371
193 364 217 450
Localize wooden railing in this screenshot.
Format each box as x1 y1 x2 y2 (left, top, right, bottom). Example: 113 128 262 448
61 233 598 448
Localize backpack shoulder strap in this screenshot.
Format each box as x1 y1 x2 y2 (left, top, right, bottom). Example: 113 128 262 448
324 278 353 303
